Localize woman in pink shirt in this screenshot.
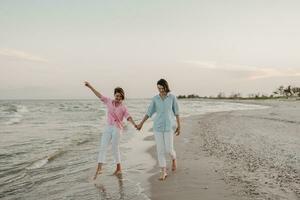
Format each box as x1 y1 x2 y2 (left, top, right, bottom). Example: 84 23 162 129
84 81 137 180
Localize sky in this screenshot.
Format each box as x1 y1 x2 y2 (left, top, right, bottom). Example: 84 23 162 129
1 0 300 99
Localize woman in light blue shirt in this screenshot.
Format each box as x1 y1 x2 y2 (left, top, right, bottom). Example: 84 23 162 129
137 79 181 181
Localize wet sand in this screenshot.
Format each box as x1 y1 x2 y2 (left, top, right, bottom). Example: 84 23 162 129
147 100 300 200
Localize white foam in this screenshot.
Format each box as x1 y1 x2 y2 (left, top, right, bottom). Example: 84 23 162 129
17 105 29 113
3 105 28 125
5 113 23 125
26 158 49 170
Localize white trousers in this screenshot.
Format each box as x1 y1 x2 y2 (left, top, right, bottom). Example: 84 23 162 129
97 125 121 164
154 131 176 168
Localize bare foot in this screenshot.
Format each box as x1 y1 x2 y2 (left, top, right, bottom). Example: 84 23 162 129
172 159 177 171
93 169 102 180
113 170 122 176
158 171 168 181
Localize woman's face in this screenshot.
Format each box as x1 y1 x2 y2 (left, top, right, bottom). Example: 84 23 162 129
114 92 123 102
157 84 166 95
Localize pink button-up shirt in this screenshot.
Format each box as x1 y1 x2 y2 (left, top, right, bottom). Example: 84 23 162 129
100 95 130 129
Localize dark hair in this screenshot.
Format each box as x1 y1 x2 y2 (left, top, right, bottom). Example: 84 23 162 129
157 79 170 93
114 87 125 100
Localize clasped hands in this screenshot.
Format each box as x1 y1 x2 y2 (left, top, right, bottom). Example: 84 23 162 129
134 122 180 136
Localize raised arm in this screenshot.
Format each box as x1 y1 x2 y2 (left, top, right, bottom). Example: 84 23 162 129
84 81 103 99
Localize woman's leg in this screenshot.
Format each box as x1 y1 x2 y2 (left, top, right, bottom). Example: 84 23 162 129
94 126 112 179
164 131 177 171
98 127 112 163
111 127 122 175
154 131 168 180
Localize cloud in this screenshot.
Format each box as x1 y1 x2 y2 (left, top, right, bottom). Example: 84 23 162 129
181 60 300 80
0 49 48 62
182 60 218 69
248 68 300 80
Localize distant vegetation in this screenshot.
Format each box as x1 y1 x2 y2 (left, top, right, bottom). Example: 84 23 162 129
177 85 300 100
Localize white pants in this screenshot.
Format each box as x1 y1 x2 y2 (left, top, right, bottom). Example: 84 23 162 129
97 125 121 164
154 131 176 168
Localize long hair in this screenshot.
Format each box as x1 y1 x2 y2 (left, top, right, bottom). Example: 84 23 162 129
157 79 170 93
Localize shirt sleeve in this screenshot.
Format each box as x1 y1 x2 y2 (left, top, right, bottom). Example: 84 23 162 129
146 98 156 117
123 106 131 120
172 95 179 116
100 95 110 105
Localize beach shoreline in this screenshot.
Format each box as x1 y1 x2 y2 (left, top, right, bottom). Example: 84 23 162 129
146 99 300 200
1 99 299 200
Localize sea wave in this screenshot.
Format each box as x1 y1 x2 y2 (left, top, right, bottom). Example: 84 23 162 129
26 150 67 170
25 137 93 170
2 104 29 125
5 113 23 125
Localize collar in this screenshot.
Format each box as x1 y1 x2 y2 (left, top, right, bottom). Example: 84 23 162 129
157 93 170 99
112 100 122 107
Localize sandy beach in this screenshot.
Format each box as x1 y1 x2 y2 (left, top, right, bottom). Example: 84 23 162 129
147 100 300 200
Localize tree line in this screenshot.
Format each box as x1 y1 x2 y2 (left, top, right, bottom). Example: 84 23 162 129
177 85 300 99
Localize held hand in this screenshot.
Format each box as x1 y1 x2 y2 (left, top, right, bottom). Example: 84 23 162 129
136 123 143 131
134 124 142 133
133 123 139 130
84 81 91 88
174 126 181 136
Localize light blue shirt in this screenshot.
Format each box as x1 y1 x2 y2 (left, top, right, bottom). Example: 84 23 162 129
146 93 179 133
